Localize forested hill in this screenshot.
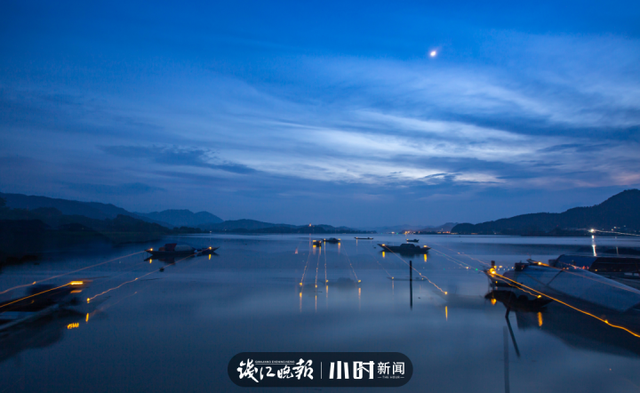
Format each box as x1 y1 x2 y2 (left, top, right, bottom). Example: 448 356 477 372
451 189 640 235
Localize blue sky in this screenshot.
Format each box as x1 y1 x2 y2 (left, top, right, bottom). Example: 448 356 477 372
1 1 639 227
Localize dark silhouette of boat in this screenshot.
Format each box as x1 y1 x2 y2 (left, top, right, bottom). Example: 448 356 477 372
0 310 83 364
354 237 373 240
378 243 430 254
486 288 640 358
312 240 323 247
483 259 640 314
145 243 219 257
0 281 93 332
324 238 340 244
406 239 419 243
486 289 552 312
198 246 219 255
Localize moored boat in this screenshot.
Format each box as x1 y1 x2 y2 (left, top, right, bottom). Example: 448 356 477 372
484 259 640 314
198 246 220 255
0 281 92 332
145 243 219 257
378 243 430 254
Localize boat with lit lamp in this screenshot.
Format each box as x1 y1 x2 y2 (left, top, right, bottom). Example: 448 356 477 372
378 243 430 254
312 240 323 247
0 280 92 332
145 243 218 257
324 238 341 244
198 246 220 255
484 259 640 314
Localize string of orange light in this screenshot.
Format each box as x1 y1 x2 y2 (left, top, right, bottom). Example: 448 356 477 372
430 243 640 334
431 244 491 267
299 239 314 286
0 250 146 295
428 246 477 270
340 248 360 282
433 242 640 295
382 247 447 295
0 282 72 310
314 246 321 289
366 252 393 278
87 251 199 303
489 268 640 338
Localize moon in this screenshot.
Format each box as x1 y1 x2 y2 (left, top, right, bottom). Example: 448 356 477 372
430 50 437 57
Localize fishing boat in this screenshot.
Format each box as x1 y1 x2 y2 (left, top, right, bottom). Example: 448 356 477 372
145 243 218 257
484 259 640 314
378 243 430 254
312 240 323 247
198 246 220 255
354 237 374 240
406 239 419 243
324 238 341 244
0 281 92 332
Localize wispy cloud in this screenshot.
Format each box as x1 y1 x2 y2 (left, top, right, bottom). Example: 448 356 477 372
100 145 257 174
1 19 639 224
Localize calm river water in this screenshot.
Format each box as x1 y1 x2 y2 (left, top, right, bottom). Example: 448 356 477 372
1 234 640 392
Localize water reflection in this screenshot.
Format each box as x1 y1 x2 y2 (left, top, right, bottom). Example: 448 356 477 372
329 277 359 292
0 311 85 364
410 260 413 310
2 234 640 392
488 289 640 358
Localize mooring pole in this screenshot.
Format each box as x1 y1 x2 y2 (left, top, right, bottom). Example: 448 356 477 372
503 326 510 393
505 311 521 358
410 260 413 310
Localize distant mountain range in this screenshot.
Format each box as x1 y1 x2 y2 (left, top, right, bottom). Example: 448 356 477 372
136 209 223 228
0 192 223 228
0 204 178 263
369 223 458 234
200 219 371 234
3 188 638 262
0 192 372 234
13 188 638 255
0 192 372 263
199 219 294 231
0 192 139 221
452 189 640 235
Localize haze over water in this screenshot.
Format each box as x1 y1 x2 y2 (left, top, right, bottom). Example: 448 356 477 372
2 234 640 392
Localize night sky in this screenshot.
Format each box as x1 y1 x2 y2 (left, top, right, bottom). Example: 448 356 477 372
1 1 639 227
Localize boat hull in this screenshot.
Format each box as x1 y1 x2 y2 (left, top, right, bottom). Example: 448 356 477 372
378 244 430 254
146 246 219 257
147 250 196 257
